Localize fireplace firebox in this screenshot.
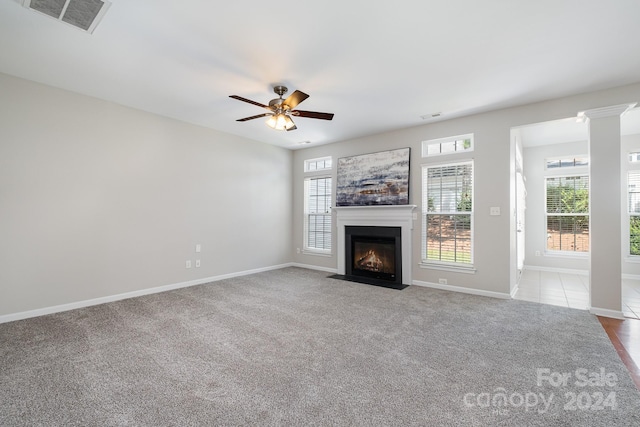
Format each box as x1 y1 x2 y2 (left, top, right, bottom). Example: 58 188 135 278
343 226 406 289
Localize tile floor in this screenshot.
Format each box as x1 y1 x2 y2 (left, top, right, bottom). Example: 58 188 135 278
513 269 640 320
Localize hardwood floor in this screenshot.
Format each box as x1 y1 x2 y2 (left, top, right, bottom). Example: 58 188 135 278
598 316 640 390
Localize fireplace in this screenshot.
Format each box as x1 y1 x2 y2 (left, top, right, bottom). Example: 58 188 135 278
344 226 404 289
333 205 416 290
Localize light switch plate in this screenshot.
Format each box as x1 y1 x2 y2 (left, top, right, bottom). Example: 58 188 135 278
490 207 501 216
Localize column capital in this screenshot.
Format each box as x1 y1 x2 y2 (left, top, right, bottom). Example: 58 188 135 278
578 103 636 120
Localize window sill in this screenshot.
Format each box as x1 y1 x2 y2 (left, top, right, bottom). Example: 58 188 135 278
302 250 332 257
544 251 589 259
419 262 476 274
624 256 640 264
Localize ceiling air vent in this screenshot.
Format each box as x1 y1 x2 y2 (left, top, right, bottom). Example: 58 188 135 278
22 0 111 33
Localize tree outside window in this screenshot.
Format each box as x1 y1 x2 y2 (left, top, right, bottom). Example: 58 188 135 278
545 176 589 252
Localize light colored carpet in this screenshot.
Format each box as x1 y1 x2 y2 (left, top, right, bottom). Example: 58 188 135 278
1 267 639 426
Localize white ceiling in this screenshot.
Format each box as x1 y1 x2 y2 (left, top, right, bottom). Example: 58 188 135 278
2 0 640 150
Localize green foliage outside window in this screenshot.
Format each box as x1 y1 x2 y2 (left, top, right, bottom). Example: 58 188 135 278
546 177 589 252
546 184 589 213
630 216 640 256
546 179 589 228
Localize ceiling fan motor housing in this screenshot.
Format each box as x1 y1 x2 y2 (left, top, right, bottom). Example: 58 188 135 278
270 86 288 109
269 98 284 109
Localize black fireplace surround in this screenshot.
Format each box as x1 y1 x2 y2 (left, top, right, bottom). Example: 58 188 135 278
340 225 406 290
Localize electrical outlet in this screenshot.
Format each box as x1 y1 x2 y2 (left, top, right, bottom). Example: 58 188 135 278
438 278 447 285
186 260 192 269
296 248 300 254
535 251 541 256
195 259 201 268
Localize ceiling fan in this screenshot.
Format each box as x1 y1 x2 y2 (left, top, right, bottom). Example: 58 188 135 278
230 86 334 131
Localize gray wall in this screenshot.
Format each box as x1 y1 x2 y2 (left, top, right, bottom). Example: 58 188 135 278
292 83 640 297
0 73 293 317
4 71 640 318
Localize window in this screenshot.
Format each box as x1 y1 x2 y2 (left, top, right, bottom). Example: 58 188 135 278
422 161 473 265
545 156 589 169
422 134 473 157
304 157 332 172
303 156 333 254
304 176 332 253
629 152 640 163
628 171 640 256
545 176 589 252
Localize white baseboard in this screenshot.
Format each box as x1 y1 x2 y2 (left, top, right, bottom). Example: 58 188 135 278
290 263 338 274
0 263 293 324
412 280 511 300
589 307 625 319
524 265 589 276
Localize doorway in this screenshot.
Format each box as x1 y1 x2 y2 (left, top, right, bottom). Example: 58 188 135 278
510 118 590 310
515 138 526 284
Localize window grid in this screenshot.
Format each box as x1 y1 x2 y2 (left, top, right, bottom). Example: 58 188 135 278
545 175 589 252
304 157 332 172
628 171 640 256
422 161 473 265
305 177 332 252
545 157 589 169
422 134 474 157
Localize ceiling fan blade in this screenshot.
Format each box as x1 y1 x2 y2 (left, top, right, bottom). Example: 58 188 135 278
283 90 309 109
236 113 271 122
291 110 334 120
229 95 269 109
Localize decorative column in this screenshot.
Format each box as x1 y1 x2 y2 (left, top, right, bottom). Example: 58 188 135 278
584 103 636 318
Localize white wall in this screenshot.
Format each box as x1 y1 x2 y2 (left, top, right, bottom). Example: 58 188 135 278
0 73 293 317
292 82 640 298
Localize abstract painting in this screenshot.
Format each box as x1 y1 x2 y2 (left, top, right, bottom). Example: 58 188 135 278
336 148 410 206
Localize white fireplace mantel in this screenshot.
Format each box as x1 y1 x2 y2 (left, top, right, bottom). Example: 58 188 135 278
334 205 417 285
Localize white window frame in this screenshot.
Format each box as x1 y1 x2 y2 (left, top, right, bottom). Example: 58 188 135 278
420 160 475 272
629 152 640 163
627 170 640 258
304 156 332 173
544 156 589 170
421 134 474 158
544 174 589 255
303 157 333 255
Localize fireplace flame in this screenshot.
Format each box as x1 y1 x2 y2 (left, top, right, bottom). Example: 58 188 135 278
356 249 384 272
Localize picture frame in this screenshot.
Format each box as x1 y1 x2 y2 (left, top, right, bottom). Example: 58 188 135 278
336 147 410 206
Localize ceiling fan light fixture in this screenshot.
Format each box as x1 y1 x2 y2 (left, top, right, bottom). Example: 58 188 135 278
283 115 295 130
266 113 295 131
266 114 277 129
